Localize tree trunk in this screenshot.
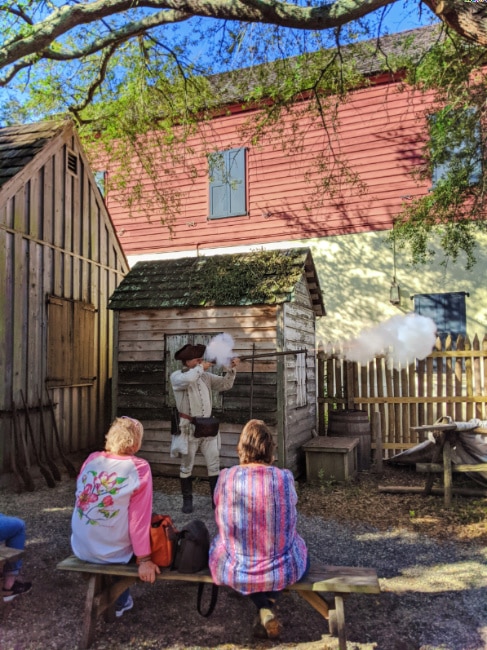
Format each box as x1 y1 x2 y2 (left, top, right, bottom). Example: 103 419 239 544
425 0 487 47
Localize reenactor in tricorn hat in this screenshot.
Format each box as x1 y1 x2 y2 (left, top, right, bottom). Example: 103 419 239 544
170 343 240 513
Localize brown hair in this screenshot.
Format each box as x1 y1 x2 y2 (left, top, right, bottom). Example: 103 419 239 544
105 416 143 455
237 419 275 465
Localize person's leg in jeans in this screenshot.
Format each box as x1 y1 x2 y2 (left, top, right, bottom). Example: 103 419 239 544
0 514 32 600
0 515 26 584
115 588 133 617
115 558 136 617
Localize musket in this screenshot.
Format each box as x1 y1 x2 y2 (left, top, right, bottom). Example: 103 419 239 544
239 348 308 360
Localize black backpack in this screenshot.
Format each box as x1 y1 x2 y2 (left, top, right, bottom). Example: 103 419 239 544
171 519 218 616
172 519 210 573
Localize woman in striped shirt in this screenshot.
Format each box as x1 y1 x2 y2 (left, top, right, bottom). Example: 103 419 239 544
209 419 308 639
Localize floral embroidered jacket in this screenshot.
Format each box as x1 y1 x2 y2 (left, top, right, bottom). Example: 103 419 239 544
71 451 153 564
209 464 308 594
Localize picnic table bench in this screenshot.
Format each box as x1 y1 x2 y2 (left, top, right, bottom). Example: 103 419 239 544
58 555 380 650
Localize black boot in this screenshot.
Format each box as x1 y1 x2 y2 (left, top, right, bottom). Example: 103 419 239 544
180 477 193 514
208 475 219 510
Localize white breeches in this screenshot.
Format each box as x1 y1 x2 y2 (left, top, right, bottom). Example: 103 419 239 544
179 433 220 478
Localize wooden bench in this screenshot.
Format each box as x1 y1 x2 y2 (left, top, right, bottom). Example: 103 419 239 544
58 555 380 650
0 547 24 608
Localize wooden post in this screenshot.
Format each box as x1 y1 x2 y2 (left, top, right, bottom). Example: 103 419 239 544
424 432 445 496
443 437 453 507
372 411 383 473
317 343 325 436
346 361 354 411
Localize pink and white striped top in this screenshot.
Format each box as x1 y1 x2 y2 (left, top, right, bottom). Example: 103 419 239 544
209 464 308 594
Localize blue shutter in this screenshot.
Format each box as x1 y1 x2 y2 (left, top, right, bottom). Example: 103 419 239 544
208 148 246 219
209 152 228 219
227 148 246 216
414 292 467 342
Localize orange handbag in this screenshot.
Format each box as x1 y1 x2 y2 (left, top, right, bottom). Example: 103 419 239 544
149 514 178 567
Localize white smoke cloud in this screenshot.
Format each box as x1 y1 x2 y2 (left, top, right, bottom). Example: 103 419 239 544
206 315 437 370
205 333 235 367
338 313 437 368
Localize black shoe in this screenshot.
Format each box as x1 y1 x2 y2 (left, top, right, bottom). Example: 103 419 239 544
3 580 32 603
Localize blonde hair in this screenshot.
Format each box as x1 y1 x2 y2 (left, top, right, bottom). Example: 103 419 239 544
237 419 275 465
105 416 143 455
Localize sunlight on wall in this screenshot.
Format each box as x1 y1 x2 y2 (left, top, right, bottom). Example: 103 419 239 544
305 231 487 343
127 230 487 344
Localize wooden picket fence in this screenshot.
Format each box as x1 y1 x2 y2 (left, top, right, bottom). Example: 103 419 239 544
317 333 487 458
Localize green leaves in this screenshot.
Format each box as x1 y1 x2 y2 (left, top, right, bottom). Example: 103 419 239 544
390 29 487 270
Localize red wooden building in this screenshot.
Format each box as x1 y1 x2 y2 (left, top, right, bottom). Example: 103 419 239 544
103 25 486 344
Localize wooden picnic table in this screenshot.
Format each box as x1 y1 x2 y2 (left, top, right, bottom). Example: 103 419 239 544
411 422 487 507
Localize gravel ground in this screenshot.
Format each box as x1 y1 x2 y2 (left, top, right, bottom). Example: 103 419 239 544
0 461 486 650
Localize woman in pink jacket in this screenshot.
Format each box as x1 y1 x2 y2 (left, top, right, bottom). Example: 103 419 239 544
71 416 160 617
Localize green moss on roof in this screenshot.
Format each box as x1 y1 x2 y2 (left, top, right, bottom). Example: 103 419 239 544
109 248 324 315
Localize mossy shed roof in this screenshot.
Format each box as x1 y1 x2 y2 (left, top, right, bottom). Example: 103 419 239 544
109 248 325 316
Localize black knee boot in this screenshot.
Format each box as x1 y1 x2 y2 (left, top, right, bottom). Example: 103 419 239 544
180 477 193 514
208 475 219 510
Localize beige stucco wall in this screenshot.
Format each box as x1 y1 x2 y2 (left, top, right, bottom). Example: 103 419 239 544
127 230 487 346
305 230 487 343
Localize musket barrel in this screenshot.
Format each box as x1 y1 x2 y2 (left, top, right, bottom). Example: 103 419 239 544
239 348 308 361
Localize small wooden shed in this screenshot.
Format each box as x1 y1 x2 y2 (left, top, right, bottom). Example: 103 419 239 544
0 120 129 482
108 248 325 476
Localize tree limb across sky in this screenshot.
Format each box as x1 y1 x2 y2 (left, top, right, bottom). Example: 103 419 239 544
0 0 486 81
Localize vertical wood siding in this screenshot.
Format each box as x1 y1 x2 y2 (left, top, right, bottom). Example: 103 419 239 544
280 277 318 475
0 126 129 476
105 82 433 257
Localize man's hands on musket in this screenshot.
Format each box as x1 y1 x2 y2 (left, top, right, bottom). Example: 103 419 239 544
195 357 239 371
137 559 160 583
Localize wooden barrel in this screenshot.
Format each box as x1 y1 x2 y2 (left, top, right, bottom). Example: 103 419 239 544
327 409 371 471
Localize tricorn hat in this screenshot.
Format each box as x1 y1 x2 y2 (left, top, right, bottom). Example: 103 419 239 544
174 343 207 362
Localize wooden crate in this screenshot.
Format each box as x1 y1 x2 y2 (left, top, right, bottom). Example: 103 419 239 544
303 436 359 482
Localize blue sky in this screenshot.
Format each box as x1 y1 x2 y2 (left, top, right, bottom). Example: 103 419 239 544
0 2 438 125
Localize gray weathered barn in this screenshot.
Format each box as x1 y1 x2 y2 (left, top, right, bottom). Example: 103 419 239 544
0 120 129 484
108 248 325 476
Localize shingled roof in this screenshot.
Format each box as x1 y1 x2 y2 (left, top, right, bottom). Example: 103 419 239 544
109 248 325 316
0 120 65 189
208 24 441 105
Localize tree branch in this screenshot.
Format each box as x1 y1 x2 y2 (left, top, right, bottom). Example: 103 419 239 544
69 42 120 116
36 9 191 61
0 0 395 71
